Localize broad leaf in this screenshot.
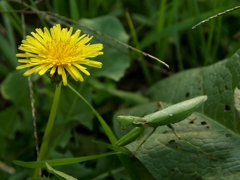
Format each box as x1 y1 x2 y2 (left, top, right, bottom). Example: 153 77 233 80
147 49 240 135
78 15 130 81
1 71 28 105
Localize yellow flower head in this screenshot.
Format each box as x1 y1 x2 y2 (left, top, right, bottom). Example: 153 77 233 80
16 24 103 85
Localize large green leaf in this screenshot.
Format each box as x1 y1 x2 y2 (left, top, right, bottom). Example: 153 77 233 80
0 71 32 139
78 15 130 81
113 49 240 179
147 49 240 135
1 71 29 105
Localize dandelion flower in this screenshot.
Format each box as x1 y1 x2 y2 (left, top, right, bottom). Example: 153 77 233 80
16 24 103 85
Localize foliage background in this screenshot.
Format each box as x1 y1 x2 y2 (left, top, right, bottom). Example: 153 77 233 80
1 0 240 179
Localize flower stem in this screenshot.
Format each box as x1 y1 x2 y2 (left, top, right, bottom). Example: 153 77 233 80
33 83 62 177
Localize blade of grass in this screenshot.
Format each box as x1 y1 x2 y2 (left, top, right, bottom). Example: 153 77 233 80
13 152 120 168
69 0 79 21
92 140 131 156
172 1 183 70
192 0 207 65
46 163 77 180
67 84 117 144
0 1 22 34
29 0 47 27
125 10 153 85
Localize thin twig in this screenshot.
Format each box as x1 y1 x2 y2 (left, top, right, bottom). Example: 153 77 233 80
192 5 240 29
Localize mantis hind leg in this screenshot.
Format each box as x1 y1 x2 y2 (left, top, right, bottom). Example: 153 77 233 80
167 124 217 161
158 101 216 160
167 124 182 139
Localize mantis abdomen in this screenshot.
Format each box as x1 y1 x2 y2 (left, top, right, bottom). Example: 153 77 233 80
145 95 207 127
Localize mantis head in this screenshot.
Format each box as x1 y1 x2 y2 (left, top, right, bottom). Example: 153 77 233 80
117 116 134 129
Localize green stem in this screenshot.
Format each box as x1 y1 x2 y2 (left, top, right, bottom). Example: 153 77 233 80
34 83 62 177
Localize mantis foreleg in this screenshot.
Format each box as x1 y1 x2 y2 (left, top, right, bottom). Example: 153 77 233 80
131 127 157 156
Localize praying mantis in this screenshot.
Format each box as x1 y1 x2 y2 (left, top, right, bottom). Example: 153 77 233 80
115 95 216 160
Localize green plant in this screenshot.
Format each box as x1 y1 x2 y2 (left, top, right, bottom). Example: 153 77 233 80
1 0 240 180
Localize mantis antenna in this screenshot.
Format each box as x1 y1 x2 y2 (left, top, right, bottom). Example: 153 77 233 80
192 5 240 29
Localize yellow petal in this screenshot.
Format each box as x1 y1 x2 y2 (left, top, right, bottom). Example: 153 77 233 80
39 64 53 75
73 63 90 76
61 69 68 86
